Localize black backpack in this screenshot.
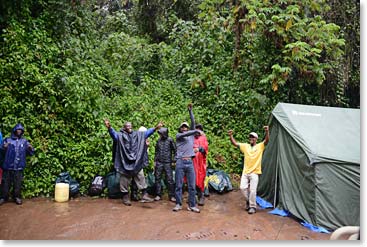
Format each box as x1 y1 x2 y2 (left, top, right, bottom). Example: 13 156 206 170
88 175 105 196
105 171 123 199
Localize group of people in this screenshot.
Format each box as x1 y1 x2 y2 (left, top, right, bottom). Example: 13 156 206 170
104 103 269 214
0 104 269 216
104 103 209 213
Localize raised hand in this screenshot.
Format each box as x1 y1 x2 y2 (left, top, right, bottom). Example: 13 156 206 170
156 121 164 130
104 119 111 128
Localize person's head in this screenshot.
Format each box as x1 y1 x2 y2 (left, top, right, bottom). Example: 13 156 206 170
158 127 169 139
179 122 189 133
123 122 133 133
195 124 203 137
12 123 24 138
249 132 258 146
195 124 203 132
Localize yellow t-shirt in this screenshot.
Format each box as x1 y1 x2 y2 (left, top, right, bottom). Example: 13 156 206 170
238 142 265 175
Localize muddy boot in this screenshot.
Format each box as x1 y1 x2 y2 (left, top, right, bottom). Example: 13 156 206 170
122 194 132 206
198 191 205 206
198 196 205 206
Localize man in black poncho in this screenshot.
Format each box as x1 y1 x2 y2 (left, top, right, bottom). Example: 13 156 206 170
104 119 163 206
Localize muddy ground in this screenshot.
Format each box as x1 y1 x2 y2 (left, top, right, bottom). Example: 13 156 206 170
0 189 331 240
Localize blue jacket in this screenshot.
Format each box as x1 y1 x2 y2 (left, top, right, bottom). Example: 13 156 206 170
1 124 34 170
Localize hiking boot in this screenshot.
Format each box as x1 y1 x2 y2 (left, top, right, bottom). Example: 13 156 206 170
187 206 200 213
172 204 182 212
248 207 256 214
15 198 22 205
122 194 132 206
245 202 250 211
0 198 5 206
170 197 176 202
198 196 205 206
140 193 154 203
154 195 161 201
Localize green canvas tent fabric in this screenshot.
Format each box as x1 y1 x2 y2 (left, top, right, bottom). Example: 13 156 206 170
257 103 360 231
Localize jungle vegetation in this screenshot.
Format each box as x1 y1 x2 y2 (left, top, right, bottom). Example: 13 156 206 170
0 0 359 197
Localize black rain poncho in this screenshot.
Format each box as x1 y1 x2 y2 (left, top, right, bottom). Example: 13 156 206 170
112 130 148 176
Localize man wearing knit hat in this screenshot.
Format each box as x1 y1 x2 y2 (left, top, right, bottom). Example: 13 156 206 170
228 126 269 214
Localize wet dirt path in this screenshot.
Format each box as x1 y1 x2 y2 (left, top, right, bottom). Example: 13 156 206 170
0 190 330 240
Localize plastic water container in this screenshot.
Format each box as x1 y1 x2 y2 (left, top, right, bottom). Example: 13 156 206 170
55 183 69 202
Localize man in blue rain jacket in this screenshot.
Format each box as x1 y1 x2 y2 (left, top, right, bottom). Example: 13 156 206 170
0 123 34 205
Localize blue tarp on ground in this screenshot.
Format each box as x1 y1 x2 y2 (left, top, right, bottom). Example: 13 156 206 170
258 197 330 234
301 222 330 234
256 196 273 209
268 207 290 217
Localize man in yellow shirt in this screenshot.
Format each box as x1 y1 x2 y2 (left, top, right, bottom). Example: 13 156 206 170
228 126 269 214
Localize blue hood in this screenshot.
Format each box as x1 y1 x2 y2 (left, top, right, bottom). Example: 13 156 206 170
11 123 24 139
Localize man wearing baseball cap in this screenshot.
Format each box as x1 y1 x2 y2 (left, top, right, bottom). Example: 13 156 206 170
173 103 203 213
228 126 269 214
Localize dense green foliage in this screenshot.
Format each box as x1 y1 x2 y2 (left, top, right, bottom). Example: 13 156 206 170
0 0 359 198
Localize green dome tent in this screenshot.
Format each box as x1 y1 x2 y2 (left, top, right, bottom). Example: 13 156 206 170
258 103 360 231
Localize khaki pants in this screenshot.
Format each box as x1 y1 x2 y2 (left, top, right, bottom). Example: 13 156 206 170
119 169 147 193
239 173 259 208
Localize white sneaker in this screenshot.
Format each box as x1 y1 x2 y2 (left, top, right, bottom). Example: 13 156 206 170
154 196 161 201
140 193 154 203
172 204 182 212
248 207 256 214
187 206 200 213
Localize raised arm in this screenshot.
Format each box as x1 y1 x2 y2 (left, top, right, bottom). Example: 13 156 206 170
188 103 195 130
176 129 200 139
228 130 238 147
263 126 269 145
145 121 163 139
104 119 118 141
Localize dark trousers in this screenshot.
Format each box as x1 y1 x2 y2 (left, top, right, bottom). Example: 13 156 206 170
175 159 196 207
154 162 175 197
1 170 24 200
